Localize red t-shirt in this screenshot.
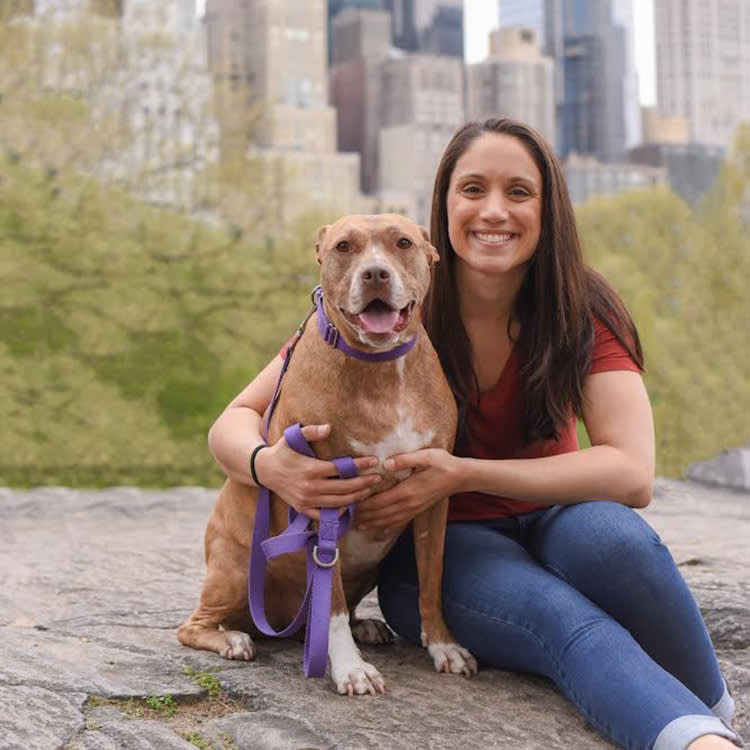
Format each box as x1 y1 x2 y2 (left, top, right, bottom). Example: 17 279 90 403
448 319 641 522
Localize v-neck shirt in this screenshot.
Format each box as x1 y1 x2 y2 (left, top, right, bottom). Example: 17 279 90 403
448 318 641 521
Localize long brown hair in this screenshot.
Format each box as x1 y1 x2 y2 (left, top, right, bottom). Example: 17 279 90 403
425 118 644 446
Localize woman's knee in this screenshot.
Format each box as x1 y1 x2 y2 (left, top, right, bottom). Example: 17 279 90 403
533 501 674 588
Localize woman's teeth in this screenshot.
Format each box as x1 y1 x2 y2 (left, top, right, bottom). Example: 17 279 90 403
475 232 513 243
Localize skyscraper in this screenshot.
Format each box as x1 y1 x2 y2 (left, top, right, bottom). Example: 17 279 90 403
206 0 361 220
655 0 750 148
499 0 639 160
466 27 556 147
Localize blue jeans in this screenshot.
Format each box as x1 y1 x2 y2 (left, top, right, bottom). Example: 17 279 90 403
377 501 741 750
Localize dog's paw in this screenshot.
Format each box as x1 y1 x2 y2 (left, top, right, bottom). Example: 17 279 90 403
219 631 255 661
332 660 386 696
350 618 394 645
427 642 478 677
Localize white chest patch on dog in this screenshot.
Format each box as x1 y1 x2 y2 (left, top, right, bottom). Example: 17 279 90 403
348 410 434 481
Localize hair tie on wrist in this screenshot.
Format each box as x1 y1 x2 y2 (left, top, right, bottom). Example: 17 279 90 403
250 443 269 487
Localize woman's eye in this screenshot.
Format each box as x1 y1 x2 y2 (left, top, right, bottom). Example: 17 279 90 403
462 184 482 194
510 187 530 198
336 241 350 252
396 237 413 249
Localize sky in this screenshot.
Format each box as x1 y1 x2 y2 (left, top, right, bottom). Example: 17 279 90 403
195 0 656 106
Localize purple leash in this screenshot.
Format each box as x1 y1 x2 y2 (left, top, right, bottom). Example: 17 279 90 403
248 424 357 677
247 286 417 677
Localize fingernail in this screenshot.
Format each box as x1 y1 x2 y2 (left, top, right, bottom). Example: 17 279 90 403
383 459 395 471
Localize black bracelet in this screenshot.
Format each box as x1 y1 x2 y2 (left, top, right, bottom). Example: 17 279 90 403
250 443 269 487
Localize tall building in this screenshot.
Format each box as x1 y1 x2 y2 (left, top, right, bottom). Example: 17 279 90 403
564 152 667 204
654 0 750 149
7 0 218 209
327 0 386 61
629 110 725 205
414 0 463 57
499 0 638 161
466 27 556 148
420 3 463 57
330 8 391 192
206 0 362 221
378 52 464 222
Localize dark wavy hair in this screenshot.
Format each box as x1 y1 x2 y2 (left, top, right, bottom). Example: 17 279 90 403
425 118 644 447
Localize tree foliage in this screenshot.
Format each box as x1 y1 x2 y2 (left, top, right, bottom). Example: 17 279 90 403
0 157 328 486
579 123 750 476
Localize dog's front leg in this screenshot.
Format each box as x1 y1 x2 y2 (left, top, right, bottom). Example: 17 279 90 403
412 498 478 677
327 564 386 696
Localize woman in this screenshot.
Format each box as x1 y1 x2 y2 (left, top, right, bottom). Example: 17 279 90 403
207 118 741 750
362 119 742 750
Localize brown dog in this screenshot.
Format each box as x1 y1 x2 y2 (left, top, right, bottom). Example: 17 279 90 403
178 214 477 695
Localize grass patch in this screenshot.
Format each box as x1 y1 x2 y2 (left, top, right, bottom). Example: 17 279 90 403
183 665 223 699
84 688 249 739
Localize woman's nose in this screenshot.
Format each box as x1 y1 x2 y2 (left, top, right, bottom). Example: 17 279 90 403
479 190 509 222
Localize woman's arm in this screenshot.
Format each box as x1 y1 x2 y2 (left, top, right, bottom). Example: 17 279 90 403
354 369 655 530
208 355 381 519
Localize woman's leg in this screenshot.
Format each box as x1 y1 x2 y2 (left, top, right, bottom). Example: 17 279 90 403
527 502 741 748
378 521 741 750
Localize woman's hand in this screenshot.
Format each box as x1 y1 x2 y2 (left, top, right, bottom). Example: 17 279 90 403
254 423 382 520
355 448 465 531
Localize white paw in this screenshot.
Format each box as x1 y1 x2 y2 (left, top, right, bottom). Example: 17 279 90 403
351 618 394 645
332 660 386 696
219 631 255 661
427 642 478 677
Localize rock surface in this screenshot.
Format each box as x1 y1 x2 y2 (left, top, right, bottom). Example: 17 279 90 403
0 480 747 750
687 444 750 492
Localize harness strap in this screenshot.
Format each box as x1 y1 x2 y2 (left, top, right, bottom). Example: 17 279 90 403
248 423 358 677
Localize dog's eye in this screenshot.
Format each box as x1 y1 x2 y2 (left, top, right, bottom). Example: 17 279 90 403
396 237 413 249
336 241 350 252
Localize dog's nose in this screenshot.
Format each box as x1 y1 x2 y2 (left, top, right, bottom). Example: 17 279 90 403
360 265 391 285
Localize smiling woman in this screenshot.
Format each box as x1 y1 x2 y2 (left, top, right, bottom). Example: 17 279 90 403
367 117 743 750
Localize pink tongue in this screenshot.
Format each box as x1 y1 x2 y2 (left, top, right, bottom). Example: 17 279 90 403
358 308 400 333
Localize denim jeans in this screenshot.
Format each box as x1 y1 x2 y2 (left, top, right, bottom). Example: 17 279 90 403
377 501 742 750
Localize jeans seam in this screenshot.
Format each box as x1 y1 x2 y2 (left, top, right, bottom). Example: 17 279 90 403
439 593 640 750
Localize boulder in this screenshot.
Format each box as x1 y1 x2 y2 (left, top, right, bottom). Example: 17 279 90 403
0 480 747 750
687 444 750 492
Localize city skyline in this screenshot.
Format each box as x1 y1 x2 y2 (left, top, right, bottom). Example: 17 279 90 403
196 0 656 106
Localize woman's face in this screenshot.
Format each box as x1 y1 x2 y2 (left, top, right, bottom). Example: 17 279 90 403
446 132 543 280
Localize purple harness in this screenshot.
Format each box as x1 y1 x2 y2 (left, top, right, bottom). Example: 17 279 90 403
247 287 417 677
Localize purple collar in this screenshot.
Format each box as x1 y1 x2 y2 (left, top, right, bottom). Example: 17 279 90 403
313 285 417 362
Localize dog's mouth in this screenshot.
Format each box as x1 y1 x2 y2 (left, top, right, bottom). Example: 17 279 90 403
341 299 416 335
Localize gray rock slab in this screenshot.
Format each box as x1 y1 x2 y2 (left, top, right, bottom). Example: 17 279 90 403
0 481 747 750
0 625 204 698
69 711 199 750
0 685 86 750
687 445 750 491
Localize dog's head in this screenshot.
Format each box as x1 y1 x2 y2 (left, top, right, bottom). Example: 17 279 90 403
315 214 439 350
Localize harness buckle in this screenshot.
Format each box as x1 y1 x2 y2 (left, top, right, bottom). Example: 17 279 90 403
323 321 339 348
312 544 339 568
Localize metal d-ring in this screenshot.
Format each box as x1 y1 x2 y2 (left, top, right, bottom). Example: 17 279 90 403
312 545 339 568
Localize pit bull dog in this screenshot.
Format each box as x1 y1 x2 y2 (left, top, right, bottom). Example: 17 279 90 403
178 213 478 695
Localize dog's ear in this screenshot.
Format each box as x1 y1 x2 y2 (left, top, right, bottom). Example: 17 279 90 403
419 225 440 266
315 225 330 265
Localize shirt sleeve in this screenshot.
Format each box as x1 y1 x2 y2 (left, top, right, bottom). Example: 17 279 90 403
589 318 641 374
